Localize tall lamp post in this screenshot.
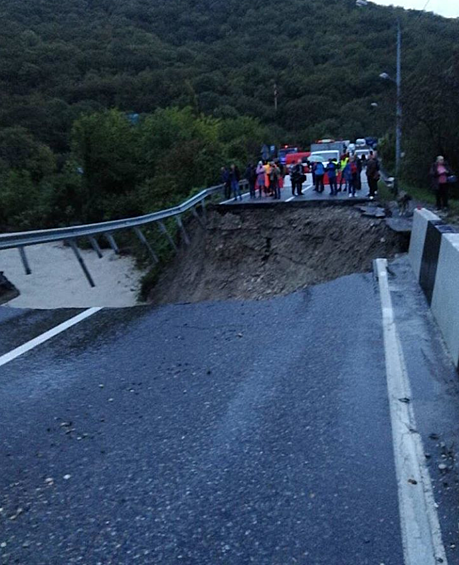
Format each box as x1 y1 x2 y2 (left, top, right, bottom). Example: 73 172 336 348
357 1 402 195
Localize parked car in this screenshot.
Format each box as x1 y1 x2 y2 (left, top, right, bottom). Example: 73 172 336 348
308 150 340 164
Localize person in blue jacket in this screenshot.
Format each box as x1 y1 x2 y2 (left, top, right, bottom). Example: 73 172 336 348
314 161 325 193
326 159 338 196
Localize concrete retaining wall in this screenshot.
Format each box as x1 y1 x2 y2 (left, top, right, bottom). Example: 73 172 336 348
409 209 459 366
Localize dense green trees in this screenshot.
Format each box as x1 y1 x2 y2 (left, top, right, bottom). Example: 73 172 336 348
0 0 458 229
0 107 267 228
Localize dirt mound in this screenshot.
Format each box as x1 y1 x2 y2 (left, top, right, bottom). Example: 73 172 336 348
149 207 408 304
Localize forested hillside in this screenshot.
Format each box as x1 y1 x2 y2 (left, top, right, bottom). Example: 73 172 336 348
0 0 458 228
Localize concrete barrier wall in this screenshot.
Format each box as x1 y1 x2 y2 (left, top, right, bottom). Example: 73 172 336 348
431 234 459 367
409 209 459 366
409 208 441 281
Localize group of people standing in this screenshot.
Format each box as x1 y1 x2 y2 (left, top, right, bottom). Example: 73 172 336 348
222 152 456 210
221 164 243 201
290 152 380 198
252 161 285 199
222 162 287 201
221 151 381 202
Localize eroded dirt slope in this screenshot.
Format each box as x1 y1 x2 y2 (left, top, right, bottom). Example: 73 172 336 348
149 207 408 304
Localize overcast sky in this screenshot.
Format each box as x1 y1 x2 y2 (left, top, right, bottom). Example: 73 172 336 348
371 0 459 18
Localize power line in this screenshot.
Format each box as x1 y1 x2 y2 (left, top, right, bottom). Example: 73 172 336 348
420 0 432 12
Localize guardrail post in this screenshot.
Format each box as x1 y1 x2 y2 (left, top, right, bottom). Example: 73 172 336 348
134 227 159 264
105 233 119 254
158 221 178 251
88 236 103 258
201 198 207 222
18 247 31 275
175 216 190 245
191 207 205 229
68 239 95 287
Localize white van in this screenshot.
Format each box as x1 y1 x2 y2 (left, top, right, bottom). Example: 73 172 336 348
308 150 340 164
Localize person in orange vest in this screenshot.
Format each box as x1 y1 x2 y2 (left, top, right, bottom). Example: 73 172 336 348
264 162 272 196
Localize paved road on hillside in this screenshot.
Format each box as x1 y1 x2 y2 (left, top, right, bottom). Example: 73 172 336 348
222 173 370 204
1 259 459 564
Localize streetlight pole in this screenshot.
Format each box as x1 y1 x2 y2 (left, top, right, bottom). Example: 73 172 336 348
395 18 402 195
357 1 402 195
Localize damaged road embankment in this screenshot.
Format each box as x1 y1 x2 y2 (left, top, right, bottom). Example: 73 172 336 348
148 206 409 304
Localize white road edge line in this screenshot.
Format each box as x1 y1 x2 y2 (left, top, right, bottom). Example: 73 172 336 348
285 185 314 203
0 307 102 368
221 191 251 205
375 258 448 565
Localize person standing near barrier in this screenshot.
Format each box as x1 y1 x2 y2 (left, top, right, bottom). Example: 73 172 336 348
221 166 231 199
348 157 358 198
230 164 242 201
430 156 454 210
356 157 363 190
311 161 317 189
270 162 281 199
264 162 272 196
256 161 265 198
338 154 349 192
278 162 285 191
314 161 325 193
366 154 380 200
245 163 257 199
326 159 338 196
291 159 304 196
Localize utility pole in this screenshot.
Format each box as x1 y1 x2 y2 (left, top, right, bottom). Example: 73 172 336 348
395 18 402 196
357 1 403 196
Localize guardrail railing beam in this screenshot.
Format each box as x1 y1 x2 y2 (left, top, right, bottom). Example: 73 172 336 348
0 182 250 290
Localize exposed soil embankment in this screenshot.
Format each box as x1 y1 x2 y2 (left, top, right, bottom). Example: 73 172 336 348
149 207 409 304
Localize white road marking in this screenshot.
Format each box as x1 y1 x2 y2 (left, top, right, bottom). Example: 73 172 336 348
221 191 251 205
0 307 102 368
375 259 448 565
285 185 313 203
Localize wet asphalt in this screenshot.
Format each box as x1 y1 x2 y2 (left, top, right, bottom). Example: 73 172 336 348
0 263 459 564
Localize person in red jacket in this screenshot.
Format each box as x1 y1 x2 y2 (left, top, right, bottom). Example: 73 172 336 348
430 156 454 210
366 154 380 200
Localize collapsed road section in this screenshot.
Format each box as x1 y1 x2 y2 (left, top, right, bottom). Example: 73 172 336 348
149 206 409 304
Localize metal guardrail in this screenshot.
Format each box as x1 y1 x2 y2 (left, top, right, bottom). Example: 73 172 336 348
0 180 248 287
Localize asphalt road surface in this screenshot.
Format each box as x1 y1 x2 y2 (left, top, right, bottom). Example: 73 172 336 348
1 258 459 564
